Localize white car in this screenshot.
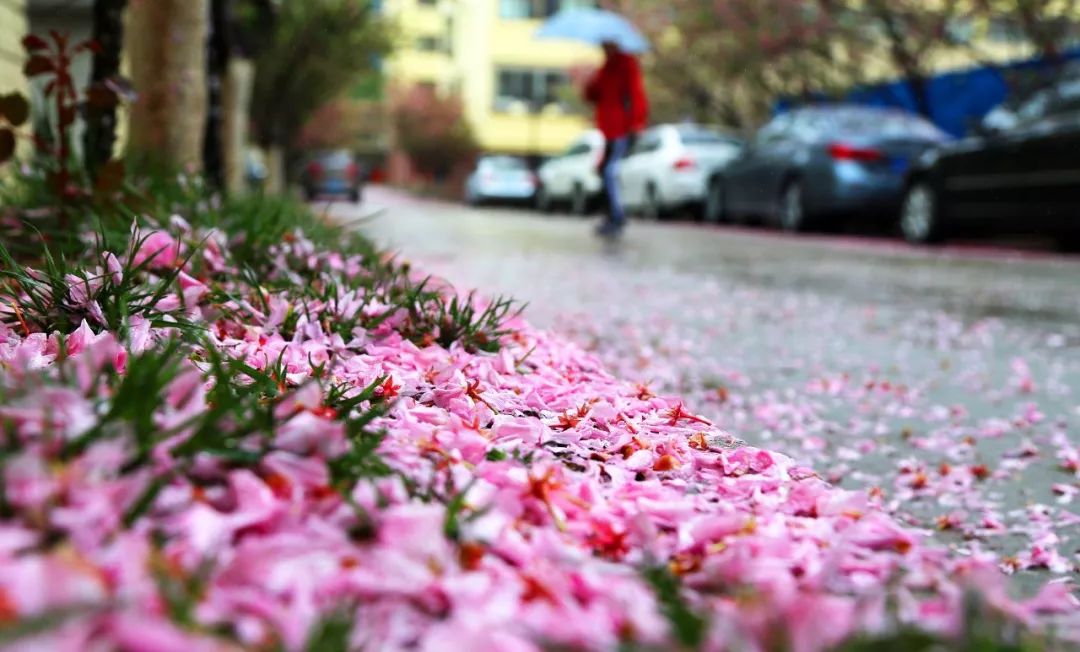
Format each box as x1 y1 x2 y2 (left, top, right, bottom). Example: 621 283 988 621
464 156 536 206
617 124 743 219
535 129 605 215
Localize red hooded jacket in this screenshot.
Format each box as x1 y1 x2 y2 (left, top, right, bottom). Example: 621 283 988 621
584 51 649 141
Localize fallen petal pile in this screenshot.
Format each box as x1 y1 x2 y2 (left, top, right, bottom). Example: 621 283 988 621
1 207 1077 651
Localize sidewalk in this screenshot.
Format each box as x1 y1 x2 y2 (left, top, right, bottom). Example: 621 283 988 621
351 186 1080 595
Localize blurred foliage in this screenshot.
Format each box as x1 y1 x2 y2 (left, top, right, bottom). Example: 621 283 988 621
0 31 127 240
390 84 479 180
611 0 1080 129
296 97 388 154
249 0 394 153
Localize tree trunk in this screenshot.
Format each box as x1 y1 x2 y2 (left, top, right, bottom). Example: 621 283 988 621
266 145 285 195
84 0 127 177
125 0 209 171
203 0 232 190
1017 0 1061 67
872 5 934 119
223 58 254 195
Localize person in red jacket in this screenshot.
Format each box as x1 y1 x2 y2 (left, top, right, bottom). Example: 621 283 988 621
584 41 649 237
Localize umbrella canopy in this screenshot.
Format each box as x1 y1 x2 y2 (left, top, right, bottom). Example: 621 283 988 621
535 8 649 54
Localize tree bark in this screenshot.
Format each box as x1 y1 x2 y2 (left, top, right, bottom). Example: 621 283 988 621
1016 0 1061 66
266 144 285 196
125 0 209 171
872 4 934 119
223 58 254 195
203 0 232 190
84 0 127 177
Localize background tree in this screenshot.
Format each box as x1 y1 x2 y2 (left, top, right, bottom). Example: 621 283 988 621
612 0 990 128
203 0 233 190
125 0 209 171
248 0 392 193
984 0 1080 64
83 0 127 177
296 97 387 153
390 84 478 181
839 0 975 118
612 0 865 130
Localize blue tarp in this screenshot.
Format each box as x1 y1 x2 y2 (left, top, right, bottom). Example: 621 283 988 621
777 48 1080 137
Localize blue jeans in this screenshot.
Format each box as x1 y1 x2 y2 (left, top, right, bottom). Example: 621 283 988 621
602 136 629 228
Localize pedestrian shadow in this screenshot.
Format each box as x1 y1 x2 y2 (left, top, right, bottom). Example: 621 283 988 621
597 233 627 258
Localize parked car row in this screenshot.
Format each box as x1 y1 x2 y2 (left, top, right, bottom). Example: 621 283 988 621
707 105 949 232
465 71 1080 247
486 123 742 217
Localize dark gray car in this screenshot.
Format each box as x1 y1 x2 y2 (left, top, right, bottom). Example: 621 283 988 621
301 149 363 202
707 105 950 231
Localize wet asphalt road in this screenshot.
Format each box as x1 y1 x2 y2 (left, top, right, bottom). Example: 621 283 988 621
331 187 1080 594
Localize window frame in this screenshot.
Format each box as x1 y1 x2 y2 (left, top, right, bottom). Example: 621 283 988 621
754 114 794 146
493 66 571 112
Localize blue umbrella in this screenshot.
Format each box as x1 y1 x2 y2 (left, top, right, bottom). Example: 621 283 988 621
535 8 649 54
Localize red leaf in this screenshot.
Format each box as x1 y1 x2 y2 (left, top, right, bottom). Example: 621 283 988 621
76 40 104 55
23 55 53 77
49 30 67 50
58 106 76 128
0 128 14 164
21 34 48 52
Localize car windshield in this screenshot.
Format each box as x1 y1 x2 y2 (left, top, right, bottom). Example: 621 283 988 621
676 126 733 146
804 108 947 141
320 150 353 166
483 157 528 171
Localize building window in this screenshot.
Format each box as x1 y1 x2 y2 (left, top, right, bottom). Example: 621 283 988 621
494 67 570 111
499 0 594 19
416 36 443 51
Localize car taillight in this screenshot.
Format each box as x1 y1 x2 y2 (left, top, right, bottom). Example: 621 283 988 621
673 157 696 171
828 143 884 163
306 161 324 178
345 162 359 180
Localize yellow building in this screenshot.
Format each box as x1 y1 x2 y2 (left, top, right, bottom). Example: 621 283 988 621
1 0 29 158
0 0 27 91
382 0 602 157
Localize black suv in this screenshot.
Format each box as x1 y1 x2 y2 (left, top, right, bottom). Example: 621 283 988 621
900 74 1080 245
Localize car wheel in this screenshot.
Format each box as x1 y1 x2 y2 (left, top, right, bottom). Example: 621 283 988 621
703 177 726 224
778 182 808 232
349 188 361 203
641 184 661 221
535 185 554 213
571 184 589 216
899 182 943 244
